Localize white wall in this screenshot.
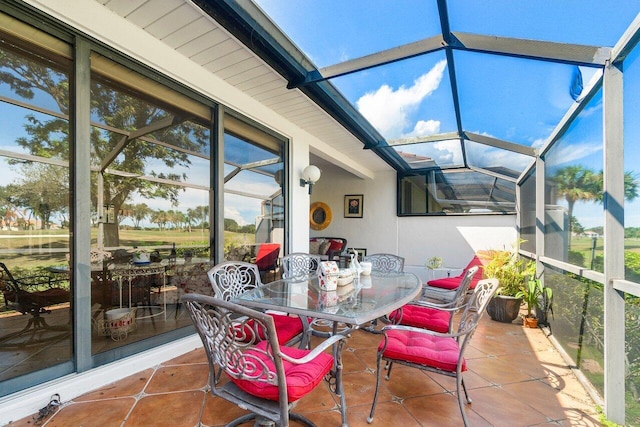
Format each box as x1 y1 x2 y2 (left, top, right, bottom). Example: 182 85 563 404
310 165 517 269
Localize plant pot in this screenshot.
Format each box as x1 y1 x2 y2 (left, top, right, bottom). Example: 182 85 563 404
486 295 522 323
522 316 538 328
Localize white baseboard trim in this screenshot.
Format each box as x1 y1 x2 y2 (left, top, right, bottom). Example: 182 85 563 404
0 334 202 426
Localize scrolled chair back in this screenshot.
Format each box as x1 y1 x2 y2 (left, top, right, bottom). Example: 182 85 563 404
207 261 263 301
184 294 278 385
363 253 405 273
456 278 500 341
281 253 321 279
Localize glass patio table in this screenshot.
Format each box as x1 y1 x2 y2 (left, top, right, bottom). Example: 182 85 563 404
232 272 421 331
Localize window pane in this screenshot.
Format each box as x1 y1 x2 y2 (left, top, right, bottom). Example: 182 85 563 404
544 270 604 398
623 44 640 283
393 139 464 170
465 140 532 179
224 131 284 281
519 168 536 253
0 35 72 386
90 58 210 356
544 90 603 269
399 170 515 214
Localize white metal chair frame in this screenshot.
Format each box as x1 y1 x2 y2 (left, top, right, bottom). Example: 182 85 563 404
363 253 405 273
181 293 348 427
390 266 480 333
207 261 310 349
368 278 500 427
281 252 321 279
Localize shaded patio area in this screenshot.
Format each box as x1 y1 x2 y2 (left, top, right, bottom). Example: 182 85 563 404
7 316 601 426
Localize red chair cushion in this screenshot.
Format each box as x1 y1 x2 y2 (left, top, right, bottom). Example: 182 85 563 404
269 313 304 344
240 313 303 345
328 239 344 252
427 255 485 290
255 243 281 270
230 340 334 402
380 329 465 373
388 305 451 333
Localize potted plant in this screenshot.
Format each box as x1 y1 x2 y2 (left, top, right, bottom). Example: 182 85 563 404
483 246 536 323
515 277 553 328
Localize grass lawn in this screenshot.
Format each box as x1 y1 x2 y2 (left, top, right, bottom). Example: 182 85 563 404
0 228 254 269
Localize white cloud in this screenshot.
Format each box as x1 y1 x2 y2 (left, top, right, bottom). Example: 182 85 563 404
545 141 602 167
407 119 441 138
356 60 447 139
224 205 251 226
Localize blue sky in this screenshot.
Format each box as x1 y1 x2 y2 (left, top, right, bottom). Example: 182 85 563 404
255 1 640 229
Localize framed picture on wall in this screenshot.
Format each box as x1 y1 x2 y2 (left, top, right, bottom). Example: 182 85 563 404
344 194 363 218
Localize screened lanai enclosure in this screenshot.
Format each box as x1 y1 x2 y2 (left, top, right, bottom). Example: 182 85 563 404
222 2 640 423
1 0 640 425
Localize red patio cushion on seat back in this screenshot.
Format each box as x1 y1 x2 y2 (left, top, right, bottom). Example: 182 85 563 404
254 243 280 270
328 239 344 252
427 255 484 290
229 340 334 402
238 314 303 345
388 305 451 333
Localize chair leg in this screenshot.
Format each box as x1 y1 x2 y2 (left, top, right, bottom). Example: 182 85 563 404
367 353 385 423
385 361 394 380
456 371 470 427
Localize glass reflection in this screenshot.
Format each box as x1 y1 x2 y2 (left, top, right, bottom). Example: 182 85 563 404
544 90 603 268
0 36 72 385
89 58 212 355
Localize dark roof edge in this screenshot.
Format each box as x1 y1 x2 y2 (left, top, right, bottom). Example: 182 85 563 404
193 0 407 171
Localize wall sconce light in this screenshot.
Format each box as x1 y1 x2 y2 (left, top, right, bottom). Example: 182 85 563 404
300 165 321 194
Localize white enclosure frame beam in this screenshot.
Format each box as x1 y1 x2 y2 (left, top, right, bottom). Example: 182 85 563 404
602 59 625 424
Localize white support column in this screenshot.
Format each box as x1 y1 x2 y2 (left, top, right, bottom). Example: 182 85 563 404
603 59 626 424
535 156 545 274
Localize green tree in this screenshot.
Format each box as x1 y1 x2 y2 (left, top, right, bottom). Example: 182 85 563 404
592 170 639 204
130 203 151 229
552 165 599 244
149 209 169 231
0 46 207 245
5 163 68 229
224 218 239 232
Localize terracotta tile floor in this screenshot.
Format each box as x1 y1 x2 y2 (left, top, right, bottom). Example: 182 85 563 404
8 317 602 427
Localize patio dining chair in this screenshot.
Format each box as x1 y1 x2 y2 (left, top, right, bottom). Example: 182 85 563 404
421 255 486 304
207 261 310 349
181 293 348 427
359 253 405 332
368 278 499 427
387 266 479 334
0 262 70 345
363 253 405 273
281 252 321 279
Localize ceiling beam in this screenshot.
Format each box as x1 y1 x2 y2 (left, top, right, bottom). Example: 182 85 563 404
464 132 536 157
450 32 610 66
387 132 461 146
295 36 444 85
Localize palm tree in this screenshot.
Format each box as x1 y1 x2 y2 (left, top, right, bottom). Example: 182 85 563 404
551 165 599 243
592 171 639 204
